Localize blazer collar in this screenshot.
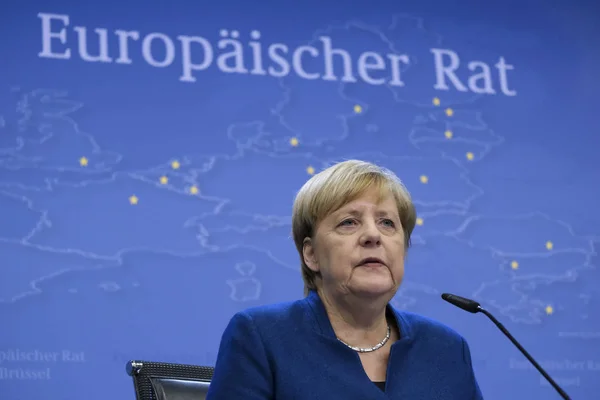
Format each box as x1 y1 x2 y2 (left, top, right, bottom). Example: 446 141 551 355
303 290 413 343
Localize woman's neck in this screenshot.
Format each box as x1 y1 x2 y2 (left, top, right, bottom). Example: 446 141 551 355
318 289 390 347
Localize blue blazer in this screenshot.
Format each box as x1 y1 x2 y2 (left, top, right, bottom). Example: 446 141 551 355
206 290 484 399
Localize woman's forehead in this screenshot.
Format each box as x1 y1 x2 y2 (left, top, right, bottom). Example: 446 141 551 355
330 195 399 217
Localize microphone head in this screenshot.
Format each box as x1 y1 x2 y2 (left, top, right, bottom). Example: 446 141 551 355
441 293 481 313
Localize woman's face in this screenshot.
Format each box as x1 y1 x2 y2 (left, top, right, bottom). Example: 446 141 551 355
303 187 406 299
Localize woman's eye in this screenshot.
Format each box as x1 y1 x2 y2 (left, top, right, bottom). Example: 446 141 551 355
382 219 395 227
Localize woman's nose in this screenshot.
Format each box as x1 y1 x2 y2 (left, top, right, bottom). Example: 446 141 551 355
359 222 382 247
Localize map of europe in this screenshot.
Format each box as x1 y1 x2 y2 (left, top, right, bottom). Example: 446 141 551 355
1 8 599 400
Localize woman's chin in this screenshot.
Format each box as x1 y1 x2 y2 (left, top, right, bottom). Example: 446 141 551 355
349 278 395 297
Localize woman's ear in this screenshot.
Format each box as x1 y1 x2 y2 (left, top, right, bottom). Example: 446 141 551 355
302 237 319 272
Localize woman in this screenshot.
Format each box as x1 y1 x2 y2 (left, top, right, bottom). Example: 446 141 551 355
206 160 484 399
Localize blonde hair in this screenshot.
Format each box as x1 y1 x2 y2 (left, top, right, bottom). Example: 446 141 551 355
291 159 417 296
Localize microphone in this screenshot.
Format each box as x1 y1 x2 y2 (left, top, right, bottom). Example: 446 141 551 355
441 293 572 400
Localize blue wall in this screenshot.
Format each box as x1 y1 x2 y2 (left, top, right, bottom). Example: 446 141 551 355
1 1 599 399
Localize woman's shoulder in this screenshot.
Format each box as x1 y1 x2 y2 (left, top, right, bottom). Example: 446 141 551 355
392 307 468 345
226 297 310 331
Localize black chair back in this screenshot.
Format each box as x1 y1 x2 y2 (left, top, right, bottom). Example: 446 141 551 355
126 360 214 400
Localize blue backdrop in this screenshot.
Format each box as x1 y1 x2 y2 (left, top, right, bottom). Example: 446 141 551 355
2 1 600 399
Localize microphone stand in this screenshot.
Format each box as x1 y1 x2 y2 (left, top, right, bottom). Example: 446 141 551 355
477 307 572 400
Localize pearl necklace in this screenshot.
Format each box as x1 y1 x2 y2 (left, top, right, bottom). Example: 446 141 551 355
337 325 391 353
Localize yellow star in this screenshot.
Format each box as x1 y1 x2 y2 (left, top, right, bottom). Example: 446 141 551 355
189 185 199 194
445 108 454 117
416 217 424 226
511 260 519 270
420 175 428 184
306 166 315 175
432 97 440 106
353 105 362 114
546 241 553 250
466 152 474 161
171 160 180 170
444 130 453 139
545 305 553 315
129 195 138 205
159 176 168 185
290 137 299 147
79 157 88 167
